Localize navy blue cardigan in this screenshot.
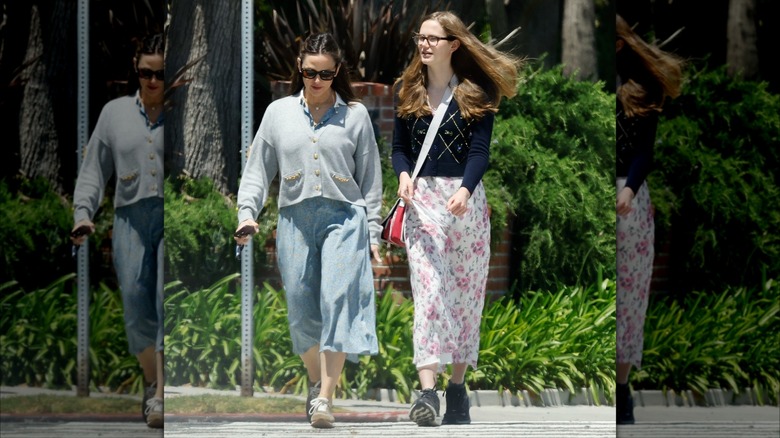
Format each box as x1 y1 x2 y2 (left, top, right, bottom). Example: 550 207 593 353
616 98 657 194
392 98 494 194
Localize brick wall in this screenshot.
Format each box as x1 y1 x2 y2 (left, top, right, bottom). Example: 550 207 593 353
262 81 513 297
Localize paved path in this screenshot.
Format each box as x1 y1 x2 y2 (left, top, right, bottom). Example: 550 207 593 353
2 385 777 437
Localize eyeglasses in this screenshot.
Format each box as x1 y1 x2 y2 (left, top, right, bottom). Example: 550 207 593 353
300 68 337 81
138 68 164 81
412 34 456 47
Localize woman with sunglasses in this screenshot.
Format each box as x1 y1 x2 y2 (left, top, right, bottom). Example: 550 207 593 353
234 32 382 429
392 11 520 427
70 33 165 428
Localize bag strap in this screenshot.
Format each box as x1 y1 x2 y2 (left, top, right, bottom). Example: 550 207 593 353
409 75 459 180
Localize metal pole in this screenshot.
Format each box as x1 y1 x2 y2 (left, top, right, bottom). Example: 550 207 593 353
76 0 90 397
240 0 255 397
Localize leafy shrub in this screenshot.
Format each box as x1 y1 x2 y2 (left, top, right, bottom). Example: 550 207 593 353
0 177 114 289
636 278 780 405
650 66 780 292
258 0 432 83
165 278 617 403
488 62 616 291
0 275 142 394
164 176 278 290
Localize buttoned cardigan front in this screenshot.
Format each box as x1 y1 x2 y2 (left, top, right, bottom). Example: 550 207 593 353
73 92 164 223
237 92 383 245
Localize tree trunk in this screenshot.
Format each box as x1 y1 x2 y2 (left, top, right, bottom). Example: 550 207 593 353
167 0 241 194
485 0 508 40
505 0 562 69
17 1 76 194
561 0 597 81
726 0 758 79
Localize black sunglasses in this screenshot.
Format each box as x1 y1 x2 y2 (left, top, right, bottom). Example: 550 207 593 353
138 68 164 81
300 68 337 81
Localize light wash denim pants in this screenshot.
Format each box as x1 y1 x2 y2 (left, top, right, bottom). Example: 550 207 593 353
112 197 164 355
276 197 378 362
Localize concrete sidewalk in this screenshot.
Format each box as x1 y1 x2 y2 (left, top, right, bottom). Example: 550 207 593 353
2 385 778 438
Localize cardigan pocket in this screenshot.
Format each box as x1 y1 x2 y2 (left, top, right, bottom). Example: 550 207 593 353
118 169 140 198
330 172 351 184
281 169 304 197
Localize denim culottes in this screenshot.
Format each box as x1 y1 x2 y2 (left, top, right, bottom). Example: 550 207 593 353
276 197 378 362
112 197 164 355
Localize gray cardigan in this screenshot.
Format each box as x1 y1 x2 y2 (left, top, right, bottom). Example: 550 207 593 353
237 92 383 244
73 93 164 223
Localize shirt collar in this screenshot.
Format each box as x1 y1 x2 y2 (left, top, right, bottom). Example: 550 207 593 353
135 90 164 130
296 90 346 109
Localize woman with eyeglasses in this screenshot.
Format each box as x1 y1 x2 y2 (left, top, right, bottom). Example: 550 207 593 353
392 11 520 427
234 32 382 429
70 33 165 429
616 14 683 425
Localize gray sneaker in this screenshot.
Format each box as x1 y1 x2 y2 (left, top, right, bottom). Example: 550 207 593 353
144 396 163 428
142 382 156 424
309 397 334 428
409 388 440 427
305 380 321 422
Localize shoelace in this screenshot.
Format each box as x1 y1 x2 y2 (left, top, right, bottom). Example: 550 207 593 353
308 397 330 416
144 397 163 416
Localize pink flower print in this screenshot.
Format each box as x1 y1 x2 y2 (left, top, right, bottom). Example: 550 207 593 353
636 240 650 256
619 276 634 290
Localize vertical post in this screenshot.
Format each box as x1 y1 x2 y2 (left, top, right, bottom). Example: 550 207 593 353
240 0 255 397
76 0 90 397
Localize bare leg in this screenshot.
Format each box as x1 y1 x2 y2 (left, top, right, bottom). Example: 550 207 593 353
155 351 164 398
617 362 632 384
136 345 157 385
319 350 346 401
300 345 321 384
418 363 438 389
450 363 468 385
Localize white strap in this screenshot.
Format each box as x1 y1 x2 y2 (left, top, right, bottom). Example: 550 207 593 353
410 75 459 180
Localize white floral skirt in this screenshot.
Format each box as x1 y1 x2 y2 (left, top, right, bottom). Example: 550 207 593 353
616 178 655 368
405 177 491 370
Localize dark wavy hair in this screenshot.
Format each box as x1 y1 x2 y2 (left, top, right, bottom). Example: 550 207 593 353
288 33 358 103
128 33 165 94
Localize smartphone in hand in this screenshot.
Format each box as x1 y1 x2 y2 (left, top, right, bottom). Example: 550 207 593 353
234 224 255 238
71 224 92 238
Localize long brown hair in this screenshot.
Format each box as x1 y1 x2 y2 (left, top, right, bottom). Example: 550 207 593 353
394 11 521 121
616 15 683 117
288 33 358 103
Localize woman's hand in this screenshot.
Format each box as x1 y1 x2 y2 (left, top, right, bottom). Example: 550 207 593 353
447 187 471 217
234 219 259 245
370 244 381 263
397 172 414 204
616 187 635 216
70 220 95 245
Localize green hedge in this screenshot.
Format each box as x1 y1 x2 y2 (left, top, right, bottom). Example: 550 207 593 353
489 62 616 291
650 66 780 292
635 277 780 404
4 275 777 405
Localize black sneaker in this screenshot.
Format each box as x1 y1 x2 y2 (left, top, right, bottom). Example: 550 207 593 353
409 388 440 427
442 381 470 424
142 381 156 424
306 380 321 423
616 383 635 425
